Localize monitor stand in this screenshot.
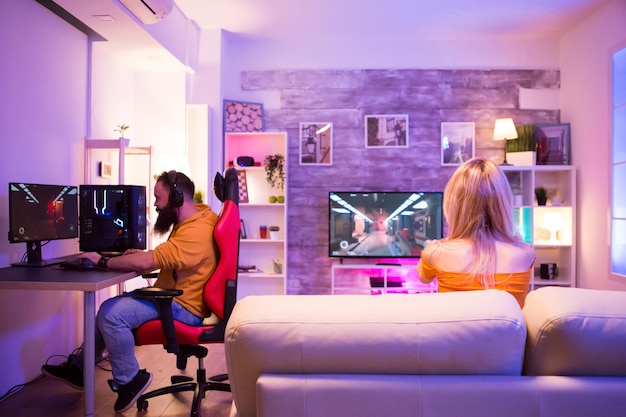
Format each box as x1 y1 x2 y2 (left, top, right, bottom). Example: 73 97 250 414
11 241 78 267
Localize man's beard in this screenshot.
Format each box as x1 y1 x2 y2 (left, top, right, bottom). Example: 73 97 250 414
154 205 178 236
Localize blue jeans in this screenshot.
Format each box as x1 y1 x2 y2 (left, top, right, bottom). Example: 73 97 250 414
73 291 202 387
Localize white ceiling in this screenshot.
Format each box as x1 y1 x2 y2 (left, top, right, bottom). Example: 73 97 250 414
175 0 610 41
50 0 611 70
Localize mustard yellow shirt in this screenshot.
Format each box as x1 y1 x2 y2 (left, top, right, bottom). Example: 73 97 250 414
419 256 533 308
152 204 218 317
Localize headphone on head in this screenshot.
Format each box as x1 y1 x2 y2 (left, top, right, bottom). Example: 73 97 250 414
167 170 184 208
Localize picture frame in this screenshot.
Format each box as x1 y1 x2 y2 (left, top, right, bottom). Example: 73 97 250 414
441 122 475 166
535 123 571 165
299 122 333 165
237 170 249 204
223 100 264 132
98 161 112 178
240 219 247 239
364 114 409 148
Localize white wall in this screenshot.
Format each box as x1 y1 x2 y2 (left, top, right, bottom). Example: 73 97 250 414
560 0 626 290
219 3 626 291
0 0 190 396
0 0 89 396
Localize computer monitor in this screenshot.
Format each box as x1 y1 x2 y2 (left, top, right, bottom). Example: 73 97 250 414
79 184 147 255
8 182 79 266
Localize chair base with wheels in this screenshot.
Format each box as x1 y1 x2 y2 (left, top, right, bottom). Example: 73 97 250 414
136 345 231 416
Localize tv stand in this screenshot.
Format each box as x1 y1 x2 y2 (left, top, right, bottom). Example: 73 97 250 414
331 262 437 295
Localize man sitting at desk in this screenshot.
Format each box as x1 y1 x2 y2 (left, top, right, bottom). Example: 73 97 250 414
42 170 218 413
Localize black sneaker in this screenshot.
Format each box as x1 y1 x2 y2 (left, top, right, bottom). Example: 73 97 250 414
41 354 84 390
109 369 152 413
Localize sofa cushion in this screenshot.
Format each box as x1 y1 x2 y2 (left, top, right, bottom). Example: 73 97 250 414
523 286 626 376
225 290 526 417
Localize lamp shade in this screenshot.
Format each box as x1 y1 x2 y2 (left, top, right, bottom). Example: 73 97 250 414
543 212 564 231
493 118 518 141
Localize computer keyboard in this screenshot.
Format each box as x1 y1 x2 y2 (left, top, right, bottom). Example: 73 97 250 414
59 257 99 271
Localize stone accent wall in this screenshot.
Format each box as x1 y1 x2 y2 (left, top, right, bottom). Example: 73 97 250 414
240 69 560 294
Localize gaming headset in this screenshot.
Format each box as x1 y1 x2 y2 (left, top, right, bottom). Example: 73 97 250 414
167 170 184 207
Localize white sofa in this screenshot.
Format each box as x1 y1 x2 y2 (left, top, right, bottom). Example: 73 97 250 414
224 287 626 417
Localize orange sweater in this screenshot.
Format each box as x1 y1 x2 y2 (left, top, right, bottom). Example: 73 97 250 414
419 257 532 308
152 204 218 318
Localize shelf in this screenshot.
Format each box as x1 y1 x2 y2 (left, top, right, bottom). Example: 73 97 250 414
502 165 576 290
238 272 285 279
241 239 285 244
226 132 288 299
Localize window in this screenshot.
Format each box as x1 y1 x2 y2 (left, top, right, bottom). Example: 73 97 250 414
612 46 626 276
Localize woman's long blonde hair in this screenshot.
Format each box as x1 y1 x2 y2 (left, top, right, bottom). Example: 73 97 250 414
443 158 521 287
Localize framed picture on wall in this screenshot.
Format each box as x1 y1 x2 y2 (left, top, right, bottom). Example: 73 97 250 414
364 114 409 148
535 123 571 165
441 122 475 166
223 100 264 132
299 122 333 165
237 170 249 204
240 219 247 239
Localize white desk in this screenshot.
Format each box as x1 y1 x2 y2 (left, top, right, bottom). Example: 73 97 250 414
0 265 137 417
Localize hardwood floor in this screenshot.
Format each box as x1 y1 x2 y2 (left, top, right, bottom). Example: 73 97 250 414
0 344 233 417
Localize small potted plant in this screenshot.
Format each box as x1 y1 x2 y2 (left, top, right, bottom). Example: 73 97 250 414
114 124 130 147
114 124 130 138
264 154 285 203
535 186 548 206
269 225 280 240
506 124 536 166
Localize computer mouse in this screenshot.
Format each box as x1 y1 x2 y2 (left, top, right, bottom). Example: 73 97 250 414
78 257 97 269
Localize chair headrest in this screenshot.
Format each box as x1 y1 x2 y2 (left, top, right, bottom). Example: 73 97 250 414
213 167 239 204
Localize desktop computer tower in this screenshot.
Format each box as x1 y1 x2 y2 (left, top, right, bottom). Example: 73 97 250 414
79 184 147 255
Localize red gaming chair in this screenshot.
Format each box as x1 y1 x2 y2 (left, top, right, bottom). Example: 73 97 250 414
132 167 240 417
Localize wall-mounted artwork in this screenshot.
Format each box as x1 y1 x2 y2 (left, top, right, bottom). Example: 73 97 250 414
535 123 571 165
441 122 475 166
223 100 264 132
299 122 333 165
237 170 249 204
365 114 409 148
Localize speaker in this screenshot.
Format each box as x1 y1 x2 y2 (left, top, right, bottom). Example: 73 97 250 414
236 156 255 167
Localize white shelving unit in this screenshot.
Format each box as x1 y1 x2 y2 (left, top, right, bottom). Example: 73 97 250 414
83 137 152 295
224 132 288 300
502 165 576 289
83 137 152 185
331 262 438 295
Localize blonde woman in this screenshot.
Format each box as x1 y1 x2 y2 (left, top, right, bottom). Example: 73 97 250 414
417 158 535 307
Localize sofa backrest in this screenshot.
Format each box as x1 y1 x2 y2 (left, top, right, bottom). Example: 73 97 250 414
225 290 526 417
523 286 626 376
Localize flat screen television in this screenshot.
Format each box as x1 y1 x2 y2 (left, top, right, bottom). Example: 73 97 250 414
8 182 79 266
329 191 443 259
79 184 147 255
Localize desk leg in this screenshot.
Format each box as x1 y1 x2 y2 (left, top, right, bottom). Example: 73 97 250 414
84 291 95 417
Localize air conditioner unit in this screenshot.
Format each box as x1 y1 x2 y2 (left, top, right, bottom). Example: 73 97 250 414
118 0 174 25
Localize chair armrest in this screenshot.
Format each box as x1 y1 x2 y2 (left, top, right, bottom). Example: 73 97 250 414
134 286 183 298
133 287 184 353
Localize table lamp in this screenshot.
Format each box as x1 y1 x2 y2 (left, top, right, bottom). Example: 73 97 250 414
493 118 518 165
543 211 564 245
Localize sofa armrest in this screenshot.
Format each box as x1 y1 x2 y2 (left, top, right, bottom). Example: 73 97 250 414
523 286 626 376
